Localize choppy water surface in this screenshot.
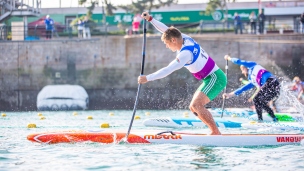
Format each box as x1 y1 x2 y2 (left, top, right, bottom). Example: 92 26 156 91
0 110 304 171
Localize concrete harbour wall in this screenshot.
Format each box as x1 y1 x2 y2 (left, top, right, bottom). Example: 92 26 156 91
0 34 303 111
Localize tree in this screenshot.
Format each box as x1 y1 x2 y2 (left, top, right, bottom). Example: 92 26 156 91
70 0 116 28
205 0 225 16
78 0 97 18
103 0 117 16
205 0 235 31
78 0 116 18
118 0 178 15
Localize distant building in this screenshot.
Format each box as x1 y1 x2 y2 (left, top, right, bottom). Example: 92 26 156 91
3 1 304 33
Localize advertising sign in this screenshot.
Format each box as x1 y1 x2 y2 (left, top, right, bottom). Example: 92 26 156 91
90 9 259 25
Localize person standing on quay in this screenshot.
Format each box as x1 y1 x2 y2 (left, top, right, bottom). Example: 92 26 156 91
249 11 257 34
258 10 266 34
83 16 91 39
44 15 54 39
77 19 84 38
300 12 304 33
234 12 243 34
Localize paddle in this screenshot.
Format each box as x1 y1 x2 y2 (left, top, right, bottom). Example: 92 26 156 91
221 58 229 118
124 14 147 141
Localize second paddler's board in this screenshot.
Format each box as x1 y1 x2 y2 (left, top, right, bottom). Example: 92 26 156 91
27 130 304 147
142 117 242 128
242 122 304 131
211 107 301 118
249 113 303 122
209 108 255 117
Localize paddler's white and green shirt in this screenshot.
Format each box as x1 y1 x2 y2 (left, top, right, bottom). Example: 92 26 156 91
146 17 227 100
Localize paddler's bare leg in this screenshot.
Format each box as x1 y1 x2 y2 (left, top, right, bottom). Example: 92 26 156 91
189 92 221 135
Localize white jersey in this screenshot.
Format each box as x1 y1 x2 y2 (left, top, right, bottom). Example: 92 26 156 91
146 18 218 81
250 65 267 87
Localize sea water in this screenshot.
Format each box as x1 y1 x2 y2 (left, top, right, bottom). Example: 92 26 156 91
0 110 304 171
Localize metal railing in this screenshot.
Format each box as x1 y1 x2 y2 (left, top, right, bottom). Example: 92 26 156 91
0 0 41 22
0 20 303 41
192 19 304 34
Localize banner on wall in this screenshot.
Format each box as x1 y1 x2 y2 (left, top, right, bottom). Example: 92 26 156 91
88 9 259 25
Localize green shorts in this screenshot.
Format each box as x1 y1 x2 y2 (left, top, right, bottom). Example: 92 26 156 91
196 69 227 101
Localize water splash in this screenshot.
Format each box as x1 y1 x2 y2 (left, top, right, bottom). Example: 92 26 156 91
279 80 304 120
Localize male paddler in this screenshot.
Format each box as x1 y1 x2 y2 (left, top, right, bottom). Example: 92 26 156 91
138 12 227 135
222 55 280 122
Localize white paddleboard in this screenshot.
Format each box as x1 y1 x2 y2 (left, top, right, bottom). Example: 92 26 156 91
242 121 304 131
143 117 242 128
27 130 304 147
209 108 255 117
249 113 303 122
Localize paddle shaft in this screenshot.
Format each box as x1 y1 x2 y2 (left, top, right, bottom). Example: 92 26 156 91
221 60 228 118
126 16 147 139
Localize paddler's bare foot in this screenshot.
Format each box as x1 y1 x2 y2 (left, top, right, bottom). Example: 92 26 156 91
209 131 221 135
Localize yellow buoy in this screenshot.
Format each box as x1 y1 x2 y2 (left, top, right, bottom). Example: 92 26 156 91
183 112 189 117
40 116 46 120
100 123 110 128
109 112 114 116
249 121 257 124
231 114 237 118
135 115 141 119
1 113 7 117
27 123 36 128
87 116 93 119
37 113 43 116
73 112 78 116
145 112 150 116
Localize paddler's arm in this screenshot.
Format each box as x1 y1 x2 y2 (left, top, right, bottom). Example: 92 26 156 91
138 51 191 84
239 78 260 102
142 12 168 33
248 87 260 102
224 55 256 68
239 78 249 85
223 83 255 99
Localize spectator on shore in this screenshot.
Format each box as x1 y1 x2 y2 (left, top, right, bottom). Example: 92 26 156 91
44 15 54 39
300 12 304 33
83 16 91 39
234 12 243 34
249 11 257 34
258 10 266 34
77 19 83 38
198 20 203 34
132 17 140 35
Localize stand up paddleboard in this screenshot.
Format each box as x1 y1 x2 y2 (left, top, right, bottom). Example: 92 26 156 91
249 113 303 122
210 108 255 117
27 130 304 147
213 107 301 118
242 121 304 131
142 117 242 128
